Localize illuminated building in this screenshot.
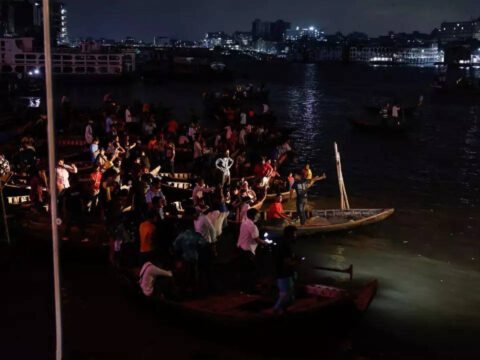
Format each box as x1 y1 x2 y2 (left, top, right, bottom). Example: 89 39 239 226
285 26 325 41
438 18 480 44
349 44 443 64
0 37 135 75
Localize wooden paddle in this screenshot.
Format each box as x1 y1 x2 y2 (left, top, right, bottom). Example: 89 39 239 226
314 264 353 281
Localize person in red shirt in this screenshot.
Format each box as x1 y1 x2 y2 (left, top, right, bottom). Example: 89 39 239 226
147 136 157 151
254 158 266 178
87 165 102 212
167 119 179 134
267 194 291 226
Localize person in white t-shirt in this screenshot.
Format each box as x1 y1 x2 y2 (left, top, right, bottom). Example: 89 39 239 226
237 209 269 255
237 209 270 293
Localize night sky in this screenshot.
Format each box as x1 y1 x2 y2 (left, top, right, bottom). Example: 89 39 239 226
67 0 480 41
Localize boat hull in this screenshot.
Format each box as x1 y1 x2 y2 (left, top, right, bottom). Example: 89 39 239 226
262 208 394 236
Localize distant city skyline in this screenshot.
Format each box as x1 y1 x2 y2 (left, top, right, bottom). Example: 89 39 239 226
66 0 480 41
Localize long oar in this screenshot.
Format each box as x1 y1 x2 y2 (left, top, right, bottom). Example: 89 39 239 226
314 264 353 281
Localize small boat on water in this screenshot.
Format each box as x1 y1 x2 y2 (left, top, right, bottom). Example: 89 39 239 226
262 208 394 236
160 181 193 200
266 189 295 200
117 264 377 326
263 143 394 236
349 117 409 132
157 172 195 181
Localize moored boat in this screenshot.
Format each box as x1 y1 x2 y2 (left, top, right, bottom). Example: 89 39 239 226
116 264 377 326
349 117 409 132
261 208 394 236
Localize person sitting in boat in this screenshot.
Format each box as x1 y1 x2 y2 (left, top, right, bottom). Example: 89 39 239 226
274 225 298 314
267 194 291 227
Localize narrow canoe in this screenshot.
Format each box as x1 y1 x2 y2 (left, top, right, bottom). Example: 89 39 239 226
266 189 296 200
117 267 377 326
160 181 193 201
262 208 394 236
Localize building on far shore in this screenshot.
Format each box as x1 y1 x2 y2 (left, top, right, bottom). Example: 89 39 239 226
437 18 480 44
0 37 135 76
349 43 443 64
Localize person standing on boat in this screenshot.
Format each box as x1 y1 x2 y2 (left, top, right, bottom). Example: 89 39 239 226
56 159 77 195
392 104 401 125
274 225 298 314
139 209 158 265
237 208 270 293
302 164 312 182
165 142 175 175
291 172 326 225
215 150 234 188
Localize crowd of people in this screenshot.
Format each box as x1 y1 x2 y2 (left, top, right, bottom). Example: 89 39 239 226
1 83 326 312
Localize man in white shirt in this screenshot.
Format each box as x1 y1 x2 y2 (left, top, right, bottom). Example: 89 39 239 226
237 209 270 293
56 159 77 193
215 150 234 187
138 261 173 297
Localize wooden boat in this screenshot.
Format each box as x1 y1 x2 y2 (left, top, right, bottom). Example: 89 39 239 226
349 117 408 132
15 210 109 243
160 181 193 200
157 172 195 181
265 189 294 200
2 173 47 207
261 208 394 236
117 264 377 326
263 143 394 236
251 189 267 210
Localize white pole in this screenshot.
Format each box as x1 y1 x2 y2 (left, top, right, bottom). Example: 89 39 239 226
42 1 63 359
334 142 350 210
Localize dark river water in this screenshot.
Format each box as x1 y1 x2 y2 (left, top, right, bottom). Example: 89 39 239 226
53 63 480 358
